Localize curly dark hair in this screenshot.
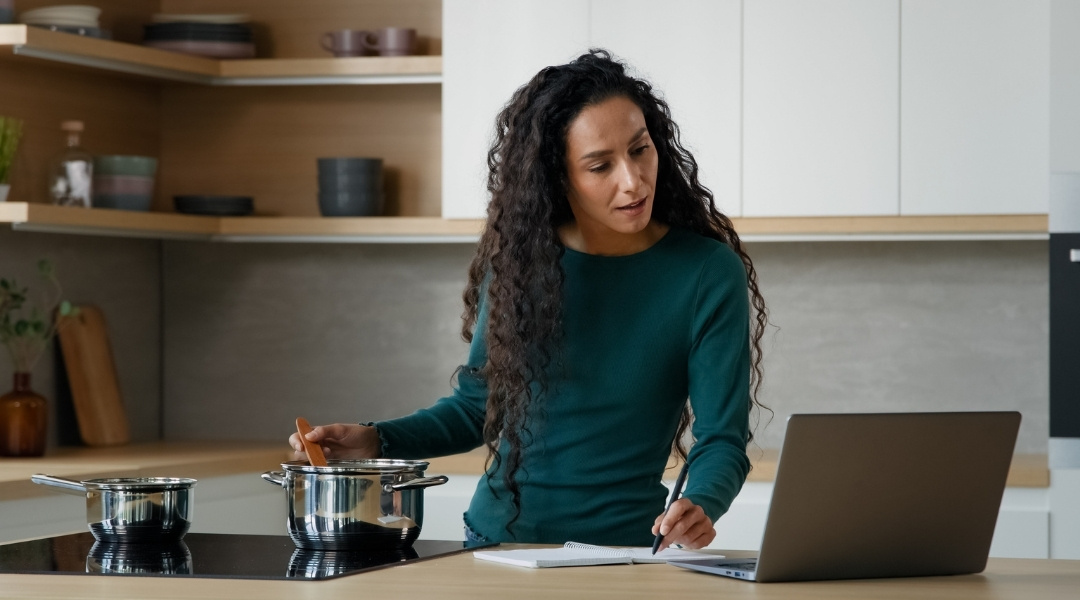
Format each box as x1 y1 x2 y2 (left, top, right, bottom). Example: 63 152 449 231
461 49 769 536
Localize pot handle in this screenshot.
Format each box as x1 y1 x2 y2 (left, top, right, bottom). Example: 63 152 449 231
31 473 88 496
261 471 287 487
384 475 449 493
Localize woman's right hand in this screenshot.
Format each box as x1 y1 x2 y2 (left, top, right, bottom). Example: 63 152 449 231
288 423 381 460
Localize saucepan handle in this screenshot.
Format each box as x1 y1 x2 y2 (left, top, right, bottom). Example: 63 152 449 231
31 473 89 495
384 475 449 493
261 471 287 487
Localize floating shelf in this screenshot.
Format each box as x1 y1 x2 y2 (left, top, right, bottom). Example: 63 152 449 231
0 203 485 242
0 25 441 85
732 214 1049 242
0 203 1050 243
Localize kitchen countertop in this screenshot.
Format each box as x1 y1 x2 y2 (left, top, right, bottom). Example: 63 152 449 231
0 442 291 501
427 448 1052 487
0 546 1076 599
0 442 1050 502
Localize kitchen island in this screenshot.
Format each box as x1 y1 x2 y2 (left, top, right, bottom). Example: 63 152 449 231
0 546 1076 600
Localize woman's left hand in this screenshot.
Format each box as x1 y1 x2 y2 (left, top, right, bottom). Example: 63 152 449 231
651 498 716 551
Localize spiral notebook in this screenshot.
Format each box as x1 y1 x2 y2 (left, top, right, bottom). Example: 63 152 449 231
472 541 719 568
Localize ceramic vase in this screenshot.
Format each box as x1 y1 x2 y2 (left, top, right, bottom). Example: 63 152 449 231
0 372 48 457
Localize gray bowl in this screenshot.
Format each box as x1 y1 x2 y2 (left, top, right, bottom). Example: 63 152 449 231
92 193 152 212
318 190 384 217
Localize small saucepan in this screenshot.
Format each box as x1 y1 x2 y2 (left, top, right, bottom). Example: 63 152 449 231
31 473 196 543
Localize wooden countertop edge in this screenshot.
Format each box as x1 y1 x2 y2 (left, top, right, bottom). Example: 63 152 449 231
0 441 291 501
426 449 1051 488
0 443 1050 503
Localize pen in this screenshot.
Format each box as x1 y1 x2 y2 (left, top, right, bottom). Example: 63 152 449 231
651 460 690 555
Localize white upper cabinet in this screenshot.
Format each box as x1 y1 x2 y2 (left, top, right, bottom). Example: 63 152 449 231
442 0 589 219
591 0 742 217
444 1 1053 222
900 0 1050 215
1051 0 1080 173
742 0 900 217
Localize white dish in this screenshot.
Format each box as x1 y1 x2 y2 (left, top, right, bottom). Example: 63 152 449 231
151 13 250 25
28 24 110 39
19 5 100 20
20 16 100 28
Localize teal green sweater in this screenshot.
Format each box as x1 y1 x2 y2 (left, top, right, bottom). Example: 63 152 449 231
374 226 751 546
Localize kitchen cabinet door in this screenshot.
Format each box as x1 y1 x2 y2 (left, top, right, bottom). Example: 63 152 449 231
1051 0 1080 173
590 0 742 217
442 0 590 219
743 0 900 217
901 0 1050 215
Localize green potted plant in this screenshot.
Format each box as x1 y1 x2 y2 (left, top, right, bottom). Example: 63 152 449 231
0 115 24 203
0 260 76 456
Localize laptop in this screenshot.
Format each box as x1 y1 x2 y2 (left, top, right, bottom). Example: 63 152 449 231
670 411 1020 583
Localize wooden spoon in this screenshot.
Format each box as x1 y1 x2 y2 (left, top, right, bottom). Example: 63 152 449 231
295 417 328 467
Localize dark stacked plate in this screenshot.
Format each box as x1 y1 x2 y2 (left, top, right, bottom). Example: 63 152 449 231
174 195 254 216
142 21 255 58
143 22 252 42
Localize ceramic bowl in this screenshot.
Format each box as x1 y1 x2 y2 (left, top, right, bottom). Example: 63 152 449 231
92 174 155 196
93 155 158 177
150 13 251 25
318 190 384 217
142 39 255 59
174 195 254 216
92 193 153 212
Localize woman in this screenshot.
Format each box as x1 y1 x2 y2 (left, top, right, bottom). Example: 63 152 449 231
291 49 768 550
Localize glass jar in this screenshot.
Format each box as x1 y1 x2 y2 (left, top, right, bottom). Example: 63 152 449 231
0 372 48 457
49 120 92 208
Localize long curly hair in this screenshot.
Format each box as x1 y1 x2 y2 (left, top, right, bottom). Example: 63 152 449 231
462 49 769 536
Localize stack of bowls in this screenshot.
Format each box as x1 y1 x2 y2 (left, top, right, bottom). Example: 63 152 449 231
173 195 253 216
317 158 384 217
91 156 157 212
1 0 14 25
18 4 109 38
142 13 254 58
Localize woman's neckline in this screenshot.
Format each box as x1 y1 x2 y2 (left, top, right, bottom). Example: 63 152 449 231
561 224 678 260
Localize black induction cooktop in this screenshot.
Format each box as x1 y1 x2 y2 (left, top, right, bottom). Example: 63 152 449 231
0 532 496 581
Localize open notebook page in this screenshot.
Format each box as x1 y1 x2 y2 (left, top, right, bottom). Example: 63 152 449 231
473 542 720 568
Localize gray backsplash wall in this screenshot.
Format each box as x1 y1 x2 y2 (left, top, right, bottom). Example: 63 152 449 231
747 240 1048 453
161 238 1049 454
0 228 161 447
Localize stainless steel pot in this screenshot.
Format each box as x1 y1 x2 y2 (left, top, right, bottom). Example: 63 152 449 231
31 474 196 543
261 459 448 551
86 541 193 575
286 547 419 578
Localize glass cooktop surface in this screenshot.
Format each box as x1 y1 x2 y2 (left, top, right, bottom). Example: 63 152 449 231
0 533 495 581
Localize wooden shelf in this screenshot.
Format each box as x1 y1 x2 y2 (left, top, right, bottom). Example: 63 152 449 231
0 25 441 85
0 203 1050 243
732 214 1049 241
0 203 485 242
0 202 218 239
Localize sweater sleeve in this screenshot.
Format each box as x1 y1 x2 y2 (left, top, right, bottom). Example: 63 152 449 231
681 245 753 522
370 305 490 459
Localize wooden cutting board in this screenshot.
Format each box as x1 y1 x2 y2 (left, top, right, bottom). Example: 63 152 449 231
57 305 130 446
